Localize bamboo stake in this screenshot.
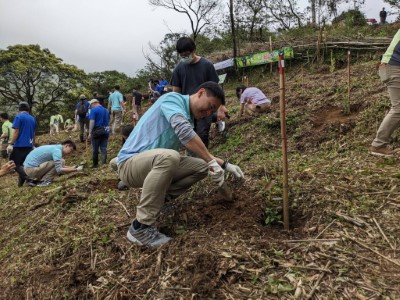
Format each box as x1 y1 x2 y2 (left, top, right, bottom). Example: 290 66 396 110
86 136 90 165
278 51 289 230
347 50 351 114
269 36 273 73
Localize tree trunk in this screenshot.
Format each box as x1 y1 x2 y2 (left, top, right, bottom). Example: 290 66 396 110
311 0 316 25
229 0 237 60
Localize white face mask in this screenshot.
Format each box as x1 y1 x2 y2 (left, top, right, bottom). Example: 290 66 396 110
180 54 193 64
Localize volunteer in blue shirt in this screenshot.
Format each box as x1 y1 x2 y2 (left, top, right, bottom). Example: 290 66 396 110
7 101 37 187
108 85 125 134
88 99 110 168
24 139 81 186
117 81 244 248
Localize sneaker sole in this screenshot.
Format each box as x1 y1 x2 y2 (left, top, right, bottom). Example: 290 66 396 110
126 230 144 246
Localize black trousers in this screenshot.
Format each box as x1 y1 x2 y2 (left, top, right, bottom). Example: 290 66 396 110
10 147 33 186
194 114 214 148
79 118 89 142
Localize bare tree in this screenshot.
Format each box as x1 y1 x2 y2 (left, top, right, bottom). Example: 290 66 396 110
149 0 221 41
142 33 182 79
308 0 365 27
235 0 266 41
263 0 304 30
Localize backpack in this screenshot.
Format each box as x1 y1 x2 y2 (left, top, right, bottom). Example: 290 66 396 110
77 101 87 118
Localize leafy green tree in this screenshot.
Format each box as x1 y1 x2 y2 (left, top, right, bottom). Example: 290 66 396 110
87 70 135 96
308 0 365 26
0 44 86 120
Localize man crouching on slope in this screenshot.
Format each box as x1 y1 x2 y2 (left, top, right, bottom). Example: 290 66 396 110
117 81 244 248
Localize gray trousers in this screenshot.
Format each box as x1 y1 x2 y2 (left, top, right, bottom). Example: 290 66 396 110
119 149 208 225
24 159 64 181
372 64 400 147
111 110 122 134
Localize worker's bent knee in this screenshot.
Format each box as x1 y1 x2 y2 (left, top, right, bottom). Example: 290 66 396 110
153 149 181 169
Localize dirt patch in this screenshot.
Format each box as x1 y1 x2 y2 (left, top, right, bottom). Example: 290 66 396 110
311 104 360 128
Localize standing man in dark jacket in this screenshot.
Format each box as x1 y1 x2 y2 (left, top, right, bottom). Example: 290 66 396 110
88 99 110 168
75 94 90 142
170 37 228 149
7 101 37 186
380 8 387 24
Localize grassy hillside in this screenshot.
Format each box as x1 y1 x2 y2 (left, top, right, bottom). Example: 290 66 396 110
1 60 400 299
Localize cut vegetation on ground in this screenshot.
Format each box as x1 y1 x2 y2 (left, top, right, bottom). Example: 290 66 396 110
1 61 400 299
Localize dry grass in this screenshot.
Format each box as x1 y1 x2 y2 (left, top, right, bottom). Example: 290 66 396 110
0 61 399 299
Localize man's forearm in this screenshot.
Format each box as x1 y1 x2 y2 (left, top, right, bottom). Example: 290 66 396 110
61 166 78 173
89 120 95 133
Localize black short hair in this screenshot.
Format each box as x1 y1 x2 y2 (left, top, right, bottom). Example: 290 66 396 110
19 101 30 112
176 37 196 54
114 85 120 90
0 112 9 120
194 81 225 105
121 124 134 144
61 139 77 151
236 85 247 98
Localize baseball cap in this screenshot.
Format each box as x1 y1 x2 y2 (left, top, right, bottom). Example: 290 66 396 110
88 99 99 105
79 94 86 100
19 101 30 111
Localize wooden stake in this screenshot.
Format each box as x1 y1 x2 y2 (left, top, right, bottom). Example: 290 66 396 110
269 36 273 73
278 51 289 230
347 50 351 114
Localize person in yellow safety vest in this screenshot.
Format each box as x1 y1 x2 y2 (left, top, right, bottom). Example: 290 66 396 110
64 118 74 132
49 113 64 135
0 112 14 159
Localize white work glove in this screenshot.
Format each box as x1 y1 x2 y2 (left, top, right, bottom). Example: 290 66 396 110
225 163 244 179
207 159 224 187
76 165 83 171
6 144 13 155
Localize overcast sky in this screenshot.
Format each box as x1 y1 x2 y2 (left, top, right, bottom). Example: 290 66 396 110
0 0 395 77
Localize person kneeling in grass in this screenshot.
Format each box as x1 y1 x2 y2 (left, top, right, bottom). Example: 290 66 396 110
23 139 82 186
116 81 244 248
236 85 271 117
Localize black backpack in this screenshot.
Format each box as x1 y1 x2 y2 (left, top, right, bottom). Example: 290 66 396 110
77 101 87 118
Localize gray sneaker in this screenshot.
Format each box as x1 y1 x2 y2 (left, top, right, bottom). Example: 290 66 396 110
117 181 128 191
127 223 171 248
37 180 52 187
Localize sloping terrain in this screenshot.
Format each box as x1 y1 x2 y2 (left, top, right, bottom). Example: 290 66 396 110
1 61 400 299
